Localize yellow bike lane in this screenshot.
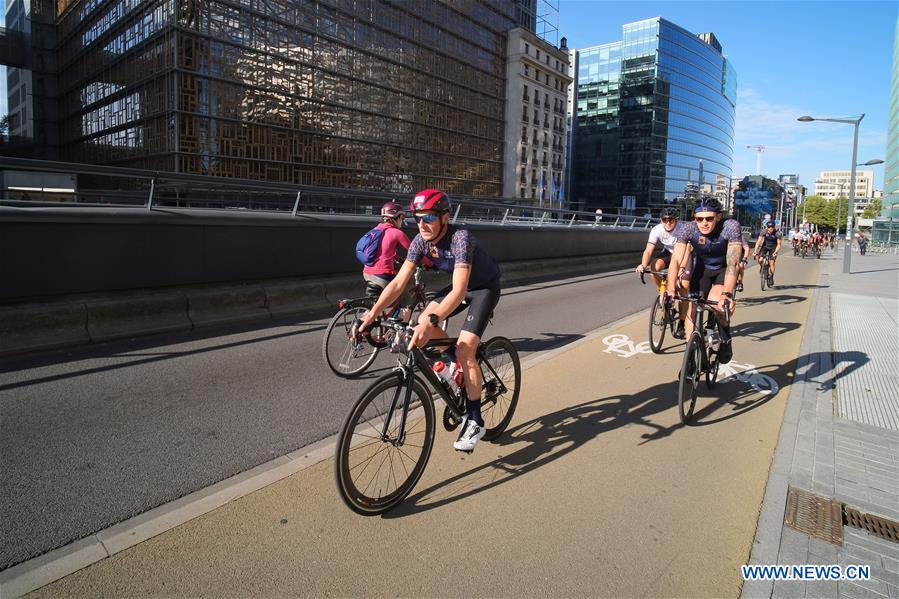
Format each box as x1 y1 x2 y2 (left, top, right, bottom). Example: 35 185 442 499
32 256 819 598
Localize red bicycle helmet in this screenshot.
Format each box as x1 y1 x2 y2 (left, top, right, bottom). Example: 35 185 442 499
410 189 450 213
380 201 404 219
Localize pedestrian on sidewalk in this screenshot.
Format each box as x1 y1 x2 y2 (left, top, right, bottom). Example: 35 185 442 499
856 231 868 256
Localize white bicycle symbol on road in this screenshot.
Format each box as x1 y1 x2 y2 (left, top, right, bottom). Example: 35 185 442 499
601 334 780 395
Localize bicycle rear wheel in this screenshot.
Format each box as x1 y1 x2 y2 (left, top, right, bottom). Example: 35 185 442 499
678 333 702 424
478 337 521 441
648 296 667 354
334 373 435 515
322 306 381 377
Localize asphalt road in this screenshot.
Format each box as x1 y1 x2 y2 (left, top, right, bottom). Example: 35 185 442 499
1 264 658 570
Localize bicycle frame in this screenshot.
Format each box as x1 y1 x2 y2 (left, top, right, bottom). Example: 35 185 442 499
378 323 506 447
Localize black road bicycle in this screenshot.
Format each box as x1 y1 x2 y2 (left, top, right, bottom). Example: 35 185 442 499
334 319 521 515
758 254 773 291
676 294 731 424
323 267 436 377
640 269 679 353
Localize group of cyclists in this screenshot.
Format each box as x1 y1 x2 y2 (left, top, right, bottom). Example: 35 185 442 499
349 187 807 453
635 198 743 365
789 228 833 257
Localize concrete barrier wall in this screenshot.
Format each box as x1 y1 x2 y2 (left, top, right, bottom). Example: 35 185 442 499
0 207 647 300
0 207 645 356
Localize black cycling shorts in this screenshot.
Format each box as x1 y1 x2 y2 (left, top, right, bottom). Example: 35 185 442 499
432 285 501 338
758 246 776 258
689 262 726 298
650 246 673 266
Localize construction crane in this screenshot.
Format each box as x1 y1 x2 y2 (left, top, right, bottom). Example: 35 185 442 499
746 145 766 176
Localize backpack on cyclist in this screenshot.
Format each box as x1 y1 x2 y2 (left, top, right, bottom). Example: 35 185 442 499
355 226 385 266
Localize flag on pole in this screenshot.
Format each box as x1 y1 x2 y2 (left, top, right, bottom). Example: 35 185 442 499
559 175 565 208
540 171 546 204
550 173 556 207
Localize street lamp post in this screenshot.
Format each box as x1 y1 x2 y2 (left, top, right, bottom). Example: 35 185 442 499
799 114 863 273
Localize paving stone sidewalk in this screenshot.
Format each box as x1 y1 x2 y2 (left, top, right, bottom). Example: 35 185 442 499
743 250 899 599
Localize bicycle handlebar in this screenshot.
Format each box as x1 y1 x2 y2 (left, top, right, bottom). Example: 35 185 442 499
672 295 731 324
639 269 668 285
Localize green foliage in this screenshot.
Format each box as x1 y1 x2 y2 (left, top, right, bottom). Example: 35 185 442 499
862 199 882 219
802 195 841 229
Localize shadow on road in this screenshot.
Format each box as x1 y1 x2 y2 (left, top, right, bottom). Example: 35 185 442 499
509 332 585 352
0 318 329 390
384 349 870 518
737 294 807 307
732 320 801 342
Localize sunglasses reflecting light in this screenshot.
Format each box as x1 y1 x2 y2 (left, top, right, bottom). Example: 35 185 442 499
414 214 440 224
694 216 716 223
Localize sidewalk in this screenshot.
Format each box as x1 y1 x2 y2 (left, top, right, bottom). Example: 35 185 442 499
743 249 899 599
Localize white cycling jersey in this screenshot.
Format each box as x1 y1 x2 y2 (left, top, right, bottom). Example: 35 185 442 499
648 222 682 254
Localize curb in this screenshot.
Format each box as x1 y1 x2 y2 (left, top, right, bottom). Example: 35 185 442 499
740 262 829 599
0 295 647 598
0 253 639 358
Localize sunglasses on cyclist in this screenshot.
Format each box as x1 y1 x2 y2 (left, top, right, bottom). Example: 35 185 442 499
661 217 677 223
414 214 441 224
694 215 716 223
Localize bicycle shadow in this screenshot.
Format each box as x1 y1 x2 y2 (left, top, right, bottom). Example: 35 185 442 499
382 381 677 519
383 349 870 518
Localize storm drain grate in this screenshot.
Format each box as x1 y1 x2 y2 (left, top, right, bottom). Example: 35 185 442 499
784 486 843 545
844 507 899 543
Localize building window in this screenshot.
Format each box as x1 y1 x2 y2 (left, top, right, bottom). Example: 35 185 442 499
525 43 530 55
536 49 540 60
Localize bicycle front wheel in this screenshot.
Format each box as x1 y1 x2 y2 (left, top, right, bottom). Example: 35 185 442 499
479 336 521 441
678 333 703 424
334 373 435 515
648 296 667 354
322 306 381 377
760 264 767 291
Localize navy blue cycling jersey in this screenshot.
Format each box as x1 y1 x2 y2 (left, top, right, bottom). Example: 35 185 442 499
406 226 501 290
761 230 782 249
675 219 742 270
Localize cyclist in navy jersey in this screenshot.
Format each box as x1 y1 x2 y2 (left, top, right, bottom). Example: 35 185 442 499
753 221 782 286
358 189 502 453
666 198 742 364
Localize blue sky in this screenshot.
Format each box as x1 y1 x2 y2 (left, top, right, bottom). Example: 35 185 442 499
558 0 896 190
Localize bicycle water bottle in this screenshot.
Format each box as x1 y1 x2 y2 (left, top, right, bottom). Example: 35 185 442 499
432 353 463 396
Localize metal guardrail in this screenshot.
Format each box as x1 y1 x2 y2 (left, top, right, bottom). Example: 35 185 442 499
0 157 659 231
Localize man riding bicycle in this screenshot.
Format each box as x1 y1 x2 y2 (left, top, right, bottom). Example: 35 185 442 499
357 189 502 453
666 198 741 364
753 221 782 286
635 206 688 338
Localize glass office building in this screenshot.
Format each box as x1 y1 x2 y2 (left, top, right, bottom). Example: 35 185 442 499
571 18 736 214
43 0 517 196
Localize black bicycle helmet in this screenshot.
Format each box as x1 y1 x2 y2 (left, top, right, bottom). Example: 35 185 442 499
661 206 679 218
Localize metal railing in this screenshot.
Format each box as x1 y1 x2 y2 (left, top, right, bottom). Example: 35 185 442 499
0 157 659 230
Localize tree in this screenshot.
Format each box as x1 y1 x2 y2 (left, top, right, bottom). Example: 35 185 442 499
862 199 882 219
802 195 840 229
0 115 8 142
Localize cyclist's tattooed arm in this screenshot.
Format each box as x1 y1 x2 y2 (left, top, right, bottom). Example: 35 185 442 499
725 241 741 293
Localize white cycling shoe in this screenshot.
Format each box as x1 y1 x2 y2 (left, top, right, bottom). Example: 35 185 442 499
453 417 486 452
